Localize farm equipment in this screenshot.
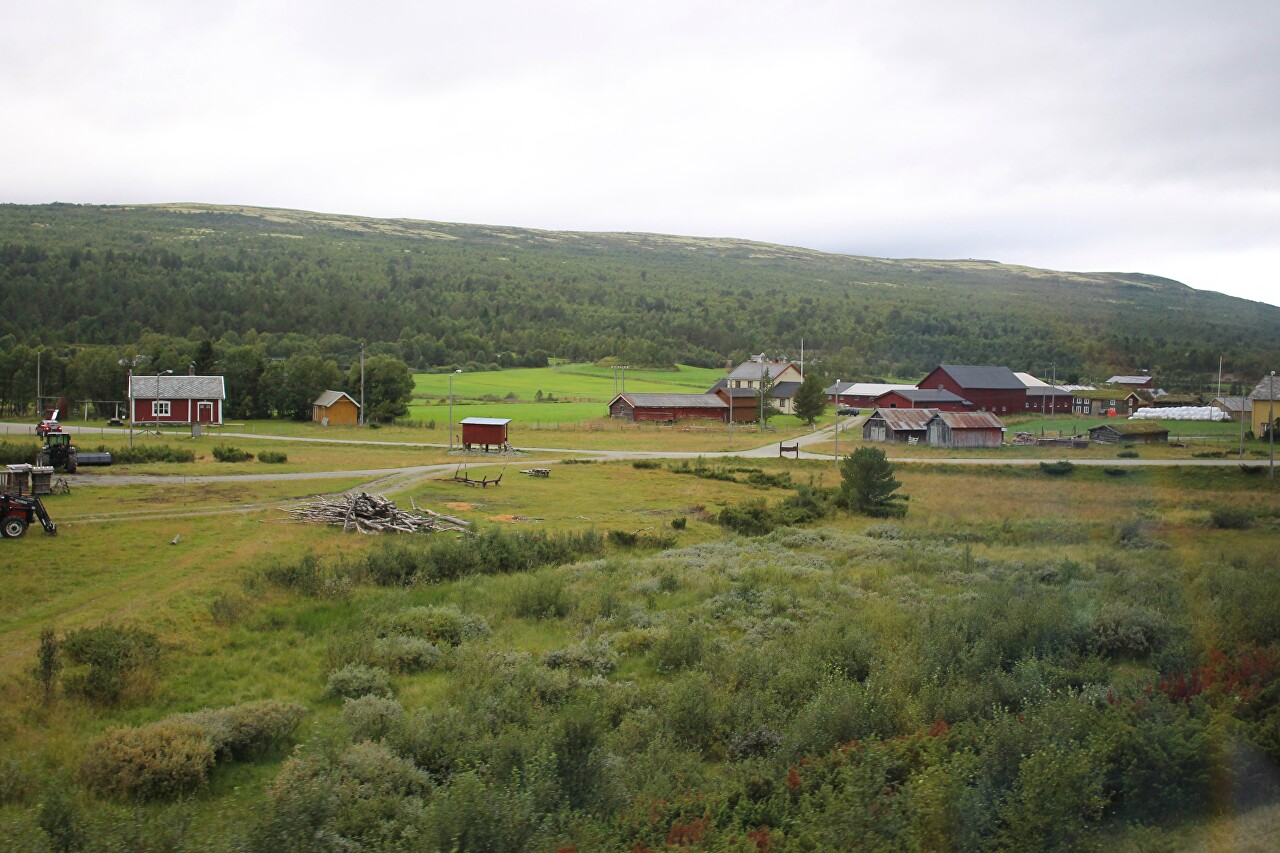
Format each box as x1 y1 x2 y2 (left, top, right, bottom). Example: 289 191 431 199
1 493 57 538
37 433 78 473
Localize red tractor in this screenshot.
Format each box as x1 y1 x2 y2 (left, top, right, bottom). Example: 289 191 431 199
1 494 57 538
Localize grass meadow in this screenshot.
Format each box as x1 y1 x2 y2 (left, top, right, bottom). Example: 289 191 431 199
2 447 1279 849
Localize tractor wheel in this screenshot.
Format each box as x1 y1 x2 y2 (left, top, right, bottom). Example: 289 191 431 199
36 450 49 468
2 515 28 538
66 459 77 474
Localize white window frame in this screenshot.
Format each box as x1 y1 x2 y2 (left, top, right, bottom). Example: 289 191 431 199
152 400 171 418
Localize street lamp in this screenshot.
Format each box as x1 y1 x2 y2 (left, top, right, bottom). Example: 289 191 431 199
449 369 462 451
155 370 173 431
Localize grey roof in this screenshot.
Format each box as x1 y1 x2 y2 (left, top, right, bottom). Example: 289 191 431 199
929 411 1005 429
882 388 970 405
1212 396 1252 413
313 390 359 409
725 360 801 382
1108 375 1154 385
867 407 935 432
1089 421 1170 436
708 378 757 398
1025 386 1073 397
1248 376 1280 401
934 364 1025 390
827 381 915 397
460 417 511 425
130 374 226 400
612 393 727 409
772 381 801 400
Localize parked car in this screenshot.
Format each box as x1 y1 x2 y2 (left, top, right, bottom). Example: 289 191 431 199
836 407 860 416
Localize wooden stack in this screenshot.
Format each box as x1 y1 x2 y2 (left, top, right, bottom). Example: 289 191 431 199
286 492 470 535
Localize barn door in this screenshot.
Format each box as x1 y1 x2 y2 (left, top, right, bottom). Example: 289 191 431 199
197 402 213 423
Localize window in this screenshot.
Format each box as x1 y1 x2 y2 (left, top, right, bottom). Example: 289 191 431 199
152 400 171 417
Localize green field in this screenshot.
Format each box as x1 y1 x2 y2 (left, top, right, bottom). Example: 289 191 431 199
1003 413 1252 439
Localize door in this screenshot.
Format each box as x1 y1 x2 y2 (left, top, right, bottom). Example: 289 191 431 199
197 401 213 423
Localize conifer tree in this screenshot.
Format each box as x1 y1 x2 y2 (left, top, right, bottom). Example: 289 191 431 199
839 447 908 517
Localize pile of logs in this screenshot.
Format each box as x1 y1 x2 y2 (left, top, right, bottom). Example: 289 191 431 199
286 492 470 535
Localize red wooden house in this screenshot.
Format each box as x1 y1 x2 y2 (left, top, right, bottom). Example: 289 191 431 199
874 388 973 411
460 417 511 451
608 393 727 422
129 375 225 426
916 365 1026 414
825 382 916 408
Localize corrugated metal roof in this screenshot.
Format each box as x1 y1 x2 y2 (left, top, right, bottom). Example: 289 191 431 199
1014 372 1048 387
130 374 226 400
936 365 1025 390
613 393 727 409
726 360 801 382
460 417 512 425
1108 375 1154 385
868 407 934 431
313 390 359 408
931 411 1005 429
827 382 915 397
1212 396 1252 413
1025 386 1073 397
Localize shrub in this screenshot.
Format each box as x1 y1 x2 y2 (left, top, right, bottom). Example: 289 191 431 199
509 574 575 619
671 516 687 530
210 591 250 625
77 721 216 800
1039 461 1075 476
653 619 708 673
728 727 783 761
718 499 777 536
175 701 308 761
343 695 405 742
1103 467 1129 477
108 444 196 464
377 605 487 646
60 623 160 705
0 754 30 805
0 440 39 465
35 627 61 702
212 444 253 463
608 529 639 547
37 788 87 853
1090 602 1169 658
325 664 393 699
631 460 661 469
1210 507 1254 530
374 635 442 673
543 638 618 675
1117 450 1139 459
257 450 288 464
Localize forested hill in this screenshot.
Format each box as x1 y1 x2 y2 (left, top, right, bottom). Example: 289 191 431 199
1 202 1277 383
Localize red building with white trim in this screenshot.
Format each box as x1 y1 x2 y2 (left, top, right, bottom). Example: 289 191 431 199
129 375 225 425
916 365 1026 415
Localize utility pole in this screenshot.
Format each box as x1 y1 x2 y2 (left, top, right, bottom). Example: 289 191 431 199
359 343 365 427
1270 371 1275 479
36 350 41 417
1239 367 1247 459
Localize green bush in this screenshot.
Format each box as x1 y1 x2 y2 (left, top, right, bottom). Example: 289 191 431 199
1210 507 1254 529
653 619 708 673
1117 450 1140 459
0 754 30 805
174 700 308 761
631 459 661 469
60 623 160 705
108 444 196 464
509 574 575 619
210 591 250 625
77 722 216 800
0 440 39 465
1089 602 1169 658
377 605 487 646
718 499 777 535
1039 460 1075 476
212 444 253 463
373 635 442 673
257 450 288 464
342 695 405 742
671 516 687 530
607 529 638 546
325 664 393 699
542 638 618 675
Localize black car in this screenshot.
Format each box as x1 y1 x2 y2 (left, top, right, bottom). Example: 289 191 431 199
836 407 860 416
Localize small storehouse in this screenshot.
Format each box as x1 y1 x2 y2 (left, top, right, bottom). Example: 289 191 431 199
608 393 727 423
129 375 225 426
825 381 916 408
862 408 934 444
460 417 511 451
1088 422 1170 444
312 390 360 426
709 385 759 422
925 411 1005 448
1211 396 1252 423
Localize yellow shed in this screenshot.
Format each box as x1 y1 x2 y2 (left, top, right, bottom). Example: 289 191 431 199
1249 375 1278 439
312 390 361 427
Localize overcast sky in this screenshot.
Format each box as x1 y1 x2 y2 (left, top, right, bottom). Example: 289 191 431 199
3 1 1278 306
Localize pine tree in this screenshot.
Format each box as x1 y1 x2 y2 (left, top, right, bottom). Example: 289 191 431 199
793 373 827 427
839 447 908 517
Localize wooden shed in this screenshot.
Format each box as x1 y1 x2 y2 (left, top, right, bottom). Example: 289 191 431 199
925 411 1005 448
130 375 225 426
1088 422 1169 444
460 417 511 451
312 390 360 426
862 408 934 443
608 393 727 423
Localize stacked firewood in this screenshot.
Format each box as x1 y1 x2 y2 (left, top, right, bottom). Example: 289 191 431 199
286 492 470 534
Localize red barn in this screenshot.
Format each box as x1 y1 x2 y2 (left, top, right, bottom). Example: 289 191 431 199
874 388 973 411
130 375 225 426
460 417 511 450
916 365 1026 414
608 393 727 422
